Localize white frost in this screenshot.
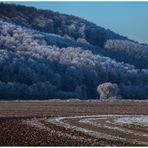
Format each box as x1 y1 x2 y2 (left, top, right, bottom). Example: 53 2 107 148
115 116 148 127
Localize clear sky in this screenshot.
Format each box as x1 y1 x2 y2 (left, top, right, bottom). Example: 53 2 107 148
6 2 148 44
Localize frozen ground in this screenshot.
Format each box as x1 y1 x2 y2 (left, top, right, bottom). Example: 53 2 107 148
0 101 148 146
47 115 148 146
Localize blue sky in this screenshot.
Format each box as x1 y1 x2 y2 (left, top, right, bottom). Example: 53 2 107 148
6 2 148 44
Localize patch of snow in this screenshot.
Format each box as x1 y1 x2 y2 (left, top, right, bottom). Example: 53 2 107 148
79 116 148 138
115 116 148 127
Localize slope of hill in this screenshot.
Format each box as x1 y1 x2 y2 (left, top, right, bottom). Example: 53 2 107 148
0 3 148 100
0 3 127 47
1 3 148 69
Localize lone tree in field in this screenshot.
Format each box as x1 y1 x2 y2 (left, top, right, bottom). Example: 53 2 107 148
97 82 121 101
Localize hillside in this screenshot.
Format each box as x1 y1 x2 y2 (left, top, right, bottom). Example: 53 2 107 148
0 3 148 100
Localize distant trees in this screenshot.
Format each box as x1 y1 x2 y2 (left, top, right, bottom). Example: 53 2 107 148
0 3 126 48
77 38 89 45
104 39 148 69
0 21 148 100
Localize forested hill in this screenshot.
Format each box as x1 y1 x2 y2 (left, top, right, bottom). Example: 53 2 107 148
0 3 127 47
0 3 148 100
1 3 148 69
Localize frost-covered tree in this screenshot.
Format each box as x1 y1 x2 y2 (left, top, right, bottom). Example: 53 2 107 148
97 82 121 101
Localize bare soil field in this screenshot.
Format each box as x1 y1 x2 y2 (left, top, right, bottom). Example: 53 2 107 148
0 101 148 146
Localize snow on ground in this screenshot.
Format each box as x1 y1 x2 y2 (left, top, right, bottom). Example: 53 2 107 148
115 116 148 127
79 116 148 137
23 118 93 142
47 115 148 145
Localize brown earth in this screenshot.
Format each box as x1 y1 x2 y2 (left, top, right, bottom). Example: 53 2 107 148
0 101 148 118
0 101 148 146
